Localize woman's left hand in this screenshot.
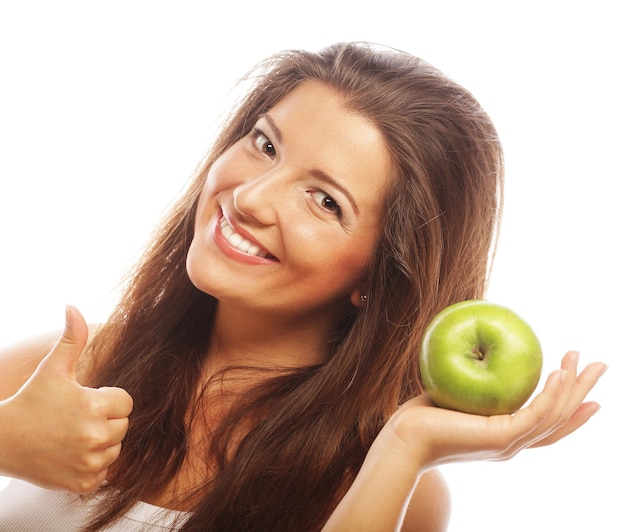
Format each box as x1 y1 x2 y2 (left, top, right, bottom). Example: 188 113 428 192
388 350 606 468
323 351 606 531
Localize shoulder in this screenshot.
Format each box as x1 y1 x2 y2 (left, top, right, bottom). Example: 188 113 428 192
0 324 101 400
402 468 451 532
0 329 59 400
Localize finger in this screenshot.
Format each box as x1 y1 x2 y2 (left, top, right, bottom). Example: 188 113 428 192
512 352 580 444
96 386 134 419
500 368 565 451
101 441 124 468
39 305 89 379
531 401 601 447
526 358 605 441
512 359 606 451
530 361 607 446
559 361 607 420
68 466 110 495
105 417 130 446
542 351 581 425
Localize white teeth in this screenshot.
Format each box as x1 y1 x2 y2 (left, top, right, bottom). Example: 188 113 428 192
220 216 269 258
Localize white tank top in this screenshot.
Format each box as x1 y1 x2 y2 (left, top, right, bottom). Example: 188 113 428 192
0 479 191 531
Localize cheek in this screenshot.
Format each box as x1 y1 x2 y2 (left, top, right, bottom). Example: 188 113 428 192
193 181 214 231
293 229 375 285
194 155 238 226
201 145 246 195
202 159 227 197
332 249 374 281
327 229 380 284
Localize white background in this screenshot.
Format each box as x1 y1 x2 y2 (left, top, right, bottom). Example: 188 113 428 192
0 1 623 530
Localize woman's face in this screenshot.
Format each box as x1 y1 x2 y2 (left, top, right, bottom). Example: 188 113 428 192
187 81 393 323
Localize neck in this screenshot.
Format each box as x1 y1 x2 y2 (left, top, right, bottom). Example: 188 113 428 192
207 302 340 373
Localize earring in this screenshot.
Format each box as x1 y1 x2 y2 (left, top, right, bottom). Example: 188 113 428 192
360 294 368 304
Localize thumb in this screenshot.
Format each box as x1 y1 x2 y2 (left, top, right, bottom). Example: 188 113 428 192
41 305 89 380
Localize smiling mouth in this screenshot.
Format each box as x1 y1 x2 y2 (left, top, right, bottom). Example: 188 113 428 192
219 216 275 259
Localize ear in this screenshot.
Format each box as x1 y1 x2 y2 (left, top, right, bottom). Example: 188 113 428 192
350 290 366 308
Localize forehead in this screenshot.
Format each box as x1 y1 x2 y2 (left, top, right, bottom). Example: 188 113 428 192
264 81 394 211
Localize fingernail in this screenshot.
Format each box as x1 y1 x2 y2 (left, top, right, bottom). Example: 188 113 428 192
65 305 72 328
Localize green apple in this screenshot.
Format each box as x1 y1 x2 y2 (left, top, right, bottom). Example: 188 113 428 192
419 300 542 415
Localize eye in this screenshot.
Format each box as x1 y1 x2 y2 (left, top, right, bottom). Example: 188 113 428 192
310 190 342 218
252 128 276 158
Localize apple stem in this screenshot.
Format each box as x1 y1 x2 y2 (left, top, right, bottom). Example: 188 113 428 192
472 346 486 361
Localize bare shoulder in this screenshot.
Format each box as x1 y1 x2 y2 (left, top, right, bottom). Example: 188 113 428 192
402 468 451 532
0 324 101 400
0 329 59 399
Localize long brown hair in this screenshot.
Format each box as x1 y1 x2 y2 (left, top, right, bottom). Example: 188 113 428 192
84 42 503 530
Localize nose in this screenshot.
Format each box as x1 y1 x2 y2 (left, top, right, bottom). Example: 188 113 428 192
232 170 285 226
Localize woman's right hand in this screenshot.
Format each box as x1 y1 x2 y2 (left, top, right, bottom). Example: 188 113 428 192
0 306 133 493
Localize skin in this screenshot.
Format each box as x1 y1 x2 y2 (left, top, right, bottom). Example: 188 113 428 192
187 81 392 368
0 307 132 493
0 81 607 530
324 350 606 531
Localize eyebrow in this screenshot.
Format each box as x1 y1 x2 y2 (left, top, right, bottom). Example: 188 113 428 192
309 168 359 215
259 113 360 215
261 113 283 145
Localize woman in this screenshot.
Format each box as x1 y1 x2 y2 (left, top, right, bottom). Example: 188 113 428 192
0 42 606 531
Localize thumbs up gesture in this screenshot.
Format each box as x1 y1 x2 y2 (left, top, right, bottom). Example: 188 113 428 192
0 306 133 493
